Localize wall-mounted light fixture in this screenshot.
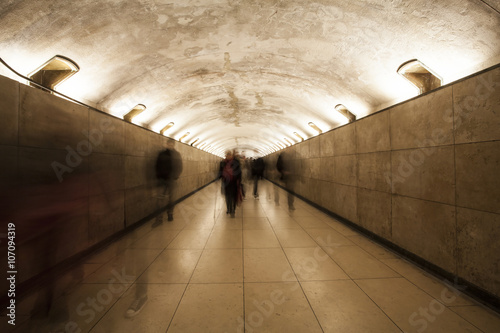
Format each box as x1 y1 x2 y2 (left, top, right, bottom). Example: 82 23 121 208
29 55 79 91
397 59 442 94
179 132 190 142
293 132 304 142
190 138 199 146
308 122 322 134
335 104 356 123
123 104 147 123
160 122 174 135
284 138 293 146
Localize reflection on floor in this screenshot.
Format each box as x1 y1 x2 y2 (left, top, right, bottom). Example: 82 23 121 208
4 180 500 333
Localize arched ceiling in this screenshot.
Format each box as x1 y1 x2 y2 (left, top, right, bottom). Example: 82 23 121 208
1 0 499 157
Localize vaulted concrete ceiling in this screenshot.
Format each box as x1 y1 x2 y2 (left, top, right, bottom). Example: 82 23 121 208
1 0 499 157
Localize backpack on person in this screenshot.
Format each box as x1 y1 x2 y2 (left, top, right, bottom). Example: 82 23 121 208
156 149 172 180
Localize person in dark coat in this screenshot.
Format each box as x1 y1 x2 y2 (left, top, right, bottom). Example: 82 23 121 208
251 157 265 199
276 152 295 210
219 150 242 218
155 140 183 224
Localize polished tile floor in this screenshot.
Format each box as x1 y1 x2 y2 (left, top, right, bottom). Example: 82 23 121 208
6 181 500 332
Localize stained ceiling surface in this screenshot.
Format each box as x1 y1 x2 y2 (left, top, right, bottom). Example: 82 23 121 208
1 0 499 157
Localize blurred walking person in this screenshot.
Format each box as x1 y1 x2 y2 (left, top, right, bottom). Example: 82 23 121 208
276 152 295 210
154 140 183 226
251 157 265 199
219 150 242 218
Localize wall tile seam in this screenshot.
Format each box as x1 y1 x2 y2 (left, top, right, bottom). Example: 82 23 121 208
391 193 458 209
454 139 500 148
356 149 393 154
453 204 500 216
15 81 20 147
356 186 392 194
388 143 458 152
451 84 459 278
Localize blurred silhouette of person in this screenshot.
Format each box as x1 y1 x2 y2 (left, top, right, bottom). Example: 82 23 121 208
219 150 242 218
0 172 96 332
154 140 183 225
276 152 295 210
251 157 265 199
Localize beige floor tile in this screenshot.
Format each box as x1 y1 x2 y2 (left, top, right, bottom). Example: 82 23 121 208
129 229 180 249
243 229 280 248
326 246 400 279
183 219 216 230
244 248 296 282
176 207 215 221
356 278 482 333
167 284 243 333
382 258 474 306
191 249 243 283
205 229 242 249
347 235 400 259
149 218 187 230
90 284 186 333
214 218 243 230
167 229 211 249
274 229 317 248
324 219 360 236
302 280 402 333
449 305 500 333
19 283 129 333
242 217 272 230
244 282 322 332
305 228 355 247
84 249 162 284
284 247 349 281
288 208 315 217
268 217 302 229
242 208 267 218
138 249 202 283
293 216 330 229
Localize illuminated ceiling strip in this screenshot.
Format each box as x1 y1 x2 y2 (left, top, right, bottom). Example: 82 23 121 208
308 122 322 134
293 132 304 142
124 104 147 123
397 59 442 94
160 122 174 135
179 132 190 142
334 104 356 123
29 55 79 91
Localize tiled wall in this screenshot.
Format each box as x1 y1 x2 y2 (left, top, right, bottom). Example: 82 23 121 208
265 65 500 299
0 75 220 285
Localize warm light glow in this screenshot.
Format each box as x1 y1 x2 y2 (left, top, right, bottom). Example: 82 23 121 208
334 104 356 123
28 55 79 91
284 138 293 146
293 132 304 142
160 122 175 135
308 122 322 134
124 104 146 123
179 132 190 142
397 59 442 94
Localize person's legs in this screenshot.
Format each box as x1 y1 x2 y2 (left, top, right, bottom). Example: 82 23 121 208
166 179 177 221
153 180 167 227
253 175 259 198
286 179 295 210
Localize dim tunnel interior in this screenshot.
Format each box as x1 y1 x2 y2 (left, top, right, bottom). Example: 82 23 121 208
1 0 500 332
